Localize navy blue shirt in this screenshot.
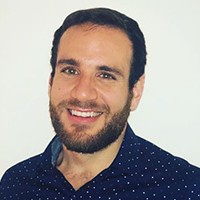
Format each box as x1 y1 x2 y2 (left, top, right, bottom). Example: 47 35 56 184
1 124 200 199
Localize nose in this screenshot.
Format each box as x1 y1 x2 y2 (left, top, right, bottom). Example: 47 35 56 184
71 75 98 102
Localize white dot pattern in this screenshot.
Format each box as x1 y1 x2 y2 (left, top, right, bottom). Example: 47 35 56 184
1 124 200 199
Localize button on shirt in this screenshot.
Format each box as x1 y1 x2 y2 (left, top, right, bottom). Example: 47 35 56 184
1 124 200 199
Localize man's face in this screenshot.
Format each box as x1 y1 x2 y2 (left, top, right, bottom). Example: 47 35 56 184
49 24 139 153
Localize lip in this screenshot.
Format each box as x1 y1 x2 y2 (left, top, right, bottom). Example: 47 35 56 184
67 108 103 124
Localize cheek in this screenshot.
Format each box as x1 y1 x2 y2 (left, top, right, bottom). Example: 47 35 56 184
99 87 129 113
50 80 70 103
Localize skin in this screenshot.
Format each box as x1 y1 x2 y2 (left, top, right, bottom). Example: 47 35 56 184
49 24 145 190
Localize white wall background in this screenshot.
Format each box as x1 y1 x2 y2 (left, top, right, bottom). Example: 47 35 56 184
0 0 200 178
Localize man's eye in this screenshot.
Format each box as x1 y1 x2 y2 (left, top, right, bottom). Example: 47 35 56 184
61 67 79 75
99 73 116 80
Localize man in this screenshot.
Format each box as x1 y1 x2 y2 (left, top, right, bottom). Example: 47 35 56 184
1 7 200 200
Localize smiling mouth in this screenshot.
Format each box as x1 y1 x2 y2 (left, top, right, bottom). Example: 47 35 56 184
68 109 102 118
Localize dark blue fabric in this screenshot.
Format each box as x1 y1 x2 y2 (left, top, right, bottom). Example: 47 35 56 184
1 124 200 199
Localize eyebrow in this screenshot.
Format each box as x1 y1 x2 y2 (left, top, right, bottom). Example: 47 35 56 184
57 58 80 67
98 65 124 77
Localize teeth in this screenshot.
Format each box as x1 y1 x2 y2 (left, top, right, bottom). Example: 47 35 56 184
70 110 101 118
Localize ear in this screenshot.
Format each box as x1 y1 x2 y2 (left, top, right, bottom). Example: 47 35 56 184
48 75 53 97
130 74 145 111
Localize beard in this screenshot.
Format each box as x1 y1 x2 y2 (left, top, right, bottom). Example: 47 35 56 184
49 93 133 154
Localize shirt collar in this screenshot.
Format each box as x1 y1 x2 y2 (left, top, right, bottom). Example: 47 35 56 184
51 136 63 167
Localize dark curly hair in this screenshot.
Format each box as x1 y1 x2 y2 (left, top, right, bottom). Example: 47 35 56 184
50 8 147 89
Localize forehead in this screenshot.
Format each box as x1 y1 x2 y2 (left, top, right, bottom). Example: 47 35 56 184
57 24 132 73
61 23 131 45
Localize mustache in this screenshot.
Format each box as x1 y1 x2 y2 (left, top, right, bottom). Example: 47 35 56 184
56 98 110 112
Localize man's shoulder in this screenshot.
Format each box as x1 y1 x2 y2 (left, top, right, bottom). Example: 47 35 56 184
122 128 200 198
1 153 43 182
0 137 60 199
136 133 200 186
0 153 47 199
0 136 55 187
136 133 199 166
125 126 200 185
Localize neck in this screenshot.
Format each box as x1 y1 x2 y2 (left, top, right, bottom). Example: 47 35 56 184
57 126 126 190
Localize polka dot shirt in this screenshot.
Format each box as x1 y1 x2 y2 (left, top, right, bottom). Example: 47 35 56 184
1 124 200 199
